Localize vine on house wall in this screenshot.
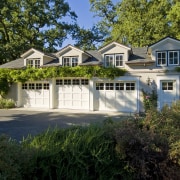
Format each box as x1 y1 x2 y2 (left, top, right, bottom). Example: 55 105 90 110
0 66 126 95
142 89 158 112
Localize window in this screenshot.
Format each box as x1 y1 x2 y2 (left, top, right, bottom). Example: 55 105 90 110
168 51 179 65
27 59 40 68
56 79 63 85
116 83 124 90
72 79 80 85
64 79 71 85
22 83 28 89
105 83 114 90
96 83 104 90
162 82 173 90
29 83 35 89
36 83 42 90
105 54 124 67
81 79 89 85
43 83 49 90
63 57 78 67
126 83 135 91
157 52 167 66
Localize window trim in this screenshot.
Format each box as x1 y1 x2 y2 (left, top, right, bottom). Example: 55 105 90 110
104 53 124 67
27 58 40 68
168 51 179 66
62 56 78 67
156 51 167 66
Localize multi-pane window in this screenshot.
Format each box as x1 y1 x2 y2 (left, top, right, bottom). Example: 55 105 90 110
168 51 179 65
81 79 89 85
157 52 167 66
162 82 173 90
96 83 104 90
105 83 114 90
105 54 124 67
29 83 35 89
22 83 28 89
63 57 78 67
115 83 124 90
64 79 71 85
43 83 49 90
27 59 40 68
72 79 80 85
36 83 42 90
126 83 135 90
56 79 63 85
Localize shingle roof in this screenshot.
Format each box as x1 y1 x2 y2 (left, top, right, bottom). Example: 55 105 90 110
41 59 61 67
0 58 24 69
80 50 102 66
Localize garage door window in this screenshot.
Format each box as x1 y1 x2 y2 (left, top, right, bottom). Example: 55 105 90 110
73 79 80 85
22 83 28 89
116 83 124 90
36 83 42 90
162 82 173 90
64 79 71 85
105 83 114 90
56 79 63 85
43 83 49 90
81 79 89 85
96 83 104 90
126 83 135 91
29 83 35 89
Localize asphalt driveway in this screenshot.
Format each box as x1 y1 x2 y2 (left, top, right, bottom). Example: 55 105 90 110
0 108 130 141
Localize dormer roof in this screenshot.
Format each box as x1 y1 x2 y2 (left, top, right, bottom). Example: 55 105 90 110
98 42 131 53
55 44 92 57
21 48 56 59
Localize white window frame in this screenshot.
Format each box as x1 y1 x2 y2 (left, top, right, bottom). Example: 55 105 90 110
27 58 40 68
62 57 78 67
105 54 124 67
157 52 167 66
162 81 173 91
168 51 179 65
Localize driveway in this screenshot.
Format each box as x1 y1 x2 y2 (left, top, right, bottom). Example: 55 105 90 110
0 108 130 141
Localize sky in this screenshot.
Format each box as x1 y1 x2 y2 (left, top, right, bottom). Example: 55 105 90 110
63 0 120 47
63 0 98 46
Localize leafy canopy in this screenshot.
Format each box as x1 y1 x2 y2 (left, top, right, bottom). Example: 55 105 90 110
0 0 77 63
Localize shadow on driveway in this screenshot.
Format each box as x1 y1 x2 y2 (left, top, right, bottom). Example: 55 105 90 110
0 109 131 141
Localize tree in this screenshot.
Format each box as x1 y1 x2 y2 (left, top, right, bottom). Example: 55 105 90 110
89 0 180 47
167 1 180 39
0 0 77 64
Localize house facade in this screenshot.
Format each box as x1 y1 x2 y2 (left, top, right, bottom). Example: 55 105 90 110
0 37 180 113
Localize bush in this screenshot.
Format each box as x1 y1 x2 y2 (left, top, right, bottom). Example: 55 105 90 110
0 98 15 109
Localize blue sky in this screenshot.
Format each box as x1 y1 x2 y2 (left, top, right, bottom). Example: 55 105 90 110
63 0 119 46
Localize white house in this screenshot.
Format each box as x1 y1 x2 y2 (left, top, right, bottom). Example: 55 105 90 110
0 36 180 113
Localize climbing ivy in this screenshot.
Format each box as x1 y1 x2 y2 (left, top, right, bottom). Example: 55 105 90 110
0 66 126 95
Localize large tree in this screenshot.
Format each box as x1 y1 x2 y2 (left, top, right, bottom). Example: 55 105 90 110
0 0 77 64
89 0 180 47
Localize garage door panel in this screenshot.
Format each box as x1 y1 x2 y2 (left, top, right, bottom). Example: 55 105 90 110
22 82 50 108
56 79 89 110
96 81 137 112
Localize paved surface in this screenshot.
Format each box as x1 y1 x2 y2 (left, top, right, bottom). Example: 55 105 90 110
0 108 132 141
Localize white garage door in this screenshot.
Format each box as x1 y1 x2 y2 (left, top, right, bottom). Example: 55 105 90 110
22 82 50 107
56 79 89 109
95 81 137 112
160 80 177 108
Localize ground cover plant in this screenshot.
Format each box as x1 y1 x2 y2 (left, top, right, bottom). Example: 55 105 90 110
0 103 180 179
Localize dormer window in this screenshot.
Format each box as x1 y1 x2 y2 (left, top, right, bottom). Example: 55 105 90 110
27 58 40 68
105 54 124 67
168 51 179 65
63 57 78 67
157 52 167 66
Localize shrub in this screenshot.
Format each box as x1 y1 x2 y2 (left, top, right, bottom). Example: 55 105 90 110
0 98 15 109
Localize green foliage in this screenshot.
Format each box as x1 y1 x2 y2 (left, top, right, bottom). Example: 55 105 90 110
0 0 77 63
0 98 16 109
1 105 180 179
0 69 12 97
90 0 180 47
142 89 158 112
